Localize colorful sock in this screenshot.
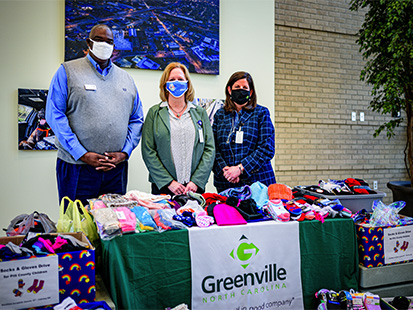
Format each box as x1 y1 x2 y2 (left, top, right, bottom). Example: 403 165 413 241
284 202 302 215
323 206 338 218
400 241 409 251
194 211 214 227
315 288 330 309
304 210 316 220
38 238 55 254
290 213 306 221
52 236 68 250
33 280 44 294
339 290 353 310
27 279 38 293
265 199 290 222
327 291 341 309
339 207 352 218
351 292 365 310
173 212 195 227
363 292 380 310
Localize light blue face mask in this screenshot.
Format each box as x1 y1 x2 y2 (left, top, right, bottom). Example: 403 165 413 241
166 80 188 98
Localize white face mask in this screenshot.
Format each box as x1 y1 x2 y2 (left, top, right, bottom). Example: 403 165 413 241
89 39 114 60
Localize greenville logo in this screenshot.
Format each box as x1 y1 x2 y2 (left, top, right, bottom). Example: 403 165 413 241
229 235 259 269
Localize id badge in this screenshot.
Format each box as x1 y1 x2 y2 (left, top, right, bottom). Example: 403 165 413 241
199 128 204 143
235 131 244 144
84 84 97 91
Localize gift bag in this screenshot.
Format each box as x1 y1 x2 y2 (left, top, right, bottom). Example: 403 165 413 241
6 211 57 236
57 197 99 247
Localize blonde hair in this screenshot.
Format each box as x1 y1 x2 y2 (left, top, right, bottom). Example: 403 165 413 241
159 62 195 102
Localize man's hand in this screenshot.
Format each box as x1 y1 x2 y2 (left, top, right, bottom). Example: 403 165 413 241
80 152 118 171
102 152 128 165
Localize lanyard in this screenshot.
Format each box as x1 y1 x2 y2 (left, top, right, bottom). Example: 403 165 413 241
226 112 242 144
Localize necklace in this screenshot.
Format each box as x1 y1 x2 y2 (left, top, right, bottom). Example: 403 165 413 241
168 103 187 117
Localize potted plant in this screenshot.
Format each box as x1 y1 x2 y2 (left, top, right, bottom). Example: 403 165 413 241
350 0 413 217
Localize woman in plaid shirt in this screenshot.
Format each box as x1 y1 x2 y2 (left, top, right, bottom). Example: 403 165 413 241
212 71 276 193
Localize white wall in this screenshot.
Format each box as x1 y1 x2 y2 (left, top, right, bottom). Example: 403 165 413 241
0 0 274 234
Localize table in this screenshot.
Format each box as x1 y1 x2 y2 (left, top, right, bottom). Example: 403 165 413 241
101 218 359 310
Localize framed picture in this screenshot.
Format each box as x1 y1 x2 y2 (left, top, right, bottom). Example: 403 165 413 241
194 98 223 124
65 0 219 74
18 89 57 150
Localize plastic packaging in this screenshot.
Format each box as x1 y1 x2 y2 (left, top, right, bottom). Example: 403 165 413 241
150 209 187 231
370 200 406 226
6 211 57 237
92 208 122 240
130 206 157 231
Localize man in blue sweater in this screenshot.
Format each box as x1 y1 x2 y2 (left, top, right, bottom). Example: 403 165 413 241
46 24 144 205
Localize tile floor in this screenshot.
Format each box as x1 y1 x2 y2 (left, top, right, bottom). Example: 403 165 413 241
95 273 116 309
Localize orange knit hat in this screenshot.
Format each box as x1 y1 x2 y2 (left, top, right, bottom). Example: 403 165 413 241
268 183 293 201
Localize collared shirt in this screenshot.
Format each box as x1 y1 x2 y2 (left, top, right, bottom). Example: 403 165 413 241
160 101 196 184
46 54 144 161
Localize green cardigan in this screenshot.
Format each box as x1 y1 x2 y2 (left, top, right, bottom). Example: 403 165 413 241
141 102 215 191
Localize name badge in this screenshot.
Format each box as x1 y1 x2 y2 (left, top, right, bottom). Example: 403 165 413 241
236 131 244 144
199 128 204 143
84 84 97 91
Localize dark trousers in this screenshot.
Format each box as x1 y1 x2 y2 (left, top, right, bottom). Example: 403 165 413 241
151 182 205 196
56 158 128 206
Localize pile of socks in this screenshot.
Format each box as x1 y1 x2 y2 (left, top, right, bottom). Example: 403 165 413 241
315 288 381 310
259 183 353 223
90 192 171 238
124 190 171 210
0 234 90 261
91 208 123 240
81 180 359 237
97 193 138 208
317 178 377 196
150 209 188 231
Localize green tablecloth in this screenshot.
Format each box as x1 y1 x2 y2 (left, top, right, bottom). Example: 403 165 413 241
101 218 359 310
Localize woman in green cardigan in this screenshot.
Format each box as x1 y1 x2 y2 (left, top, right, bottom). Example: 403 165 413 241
141 62 215 196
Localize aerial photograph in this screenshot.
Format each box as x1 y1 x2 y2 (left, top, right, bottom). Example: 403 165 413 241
65 0 220 74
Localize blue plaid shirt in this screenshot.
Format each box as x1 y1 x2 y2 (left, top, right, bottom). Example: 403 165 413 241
212 105 276 192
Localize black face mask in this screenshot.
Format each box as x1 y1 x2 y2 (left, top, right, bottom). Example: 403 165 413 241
230 89 250 105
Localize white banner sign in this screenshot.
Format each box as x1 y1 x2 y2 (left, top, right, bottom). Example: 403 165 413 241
384 225 413 264
189 221 303 310
0 255 59 310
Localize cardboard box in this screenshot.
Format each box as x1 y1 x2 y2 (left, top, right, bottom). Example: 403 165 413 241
356 222 413 268
0 232 95 309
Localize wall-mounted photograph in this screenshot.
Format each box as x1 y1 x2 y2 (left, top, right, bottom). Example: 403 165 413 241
65 0 220 75
18 89 57 150
194 98 223 125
